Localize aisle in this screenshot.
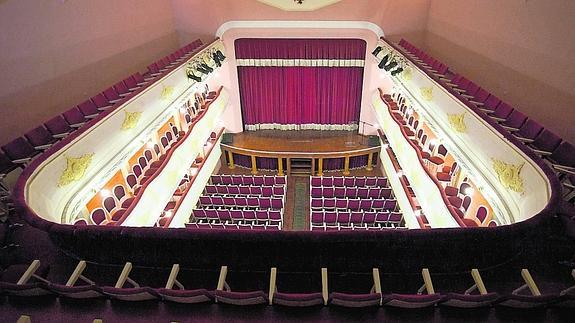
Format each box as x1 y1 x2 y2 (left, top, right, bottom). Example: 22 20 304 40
291 176 310 231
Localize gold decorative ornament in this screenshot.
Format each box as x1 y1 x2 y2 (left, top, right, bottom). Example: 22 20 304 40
492 158 524 193
447 112 467 133
402 65 413 81
121 111 142 130
58 153 94 187
160 85 175 100
420 87 433 101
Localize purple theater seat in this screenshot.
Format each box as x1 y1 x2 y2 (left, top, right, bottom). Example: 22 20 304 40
311 212 324 225
548 141 575 170
329 292 382 308
103 87 124 103
273 292 325 307
90 93 114 111
529 129 562 156
91 208 106 225
441 292 500 308
1 137 41 164
49 284 104 299
480 95 501 113
157 288 213 304
377 177 388 187
78 100 100 118
488 102 514 122
123 76 141 91
102 286 159 301
383 294 443 308
44 115 74 138
496 294 557 309
469 88 490 106
501 110 527 131
214 290 268 306
310 187 322 197
344 177 355 187
0 261 52 297
24 126 57 150
132 72 150 85
113 80 132 97
62 107 89 128
514 119 544 143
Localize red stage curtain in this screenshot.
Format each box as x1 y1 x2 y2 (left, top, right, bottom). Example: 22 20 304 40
235 39 366 129
238 67 364 126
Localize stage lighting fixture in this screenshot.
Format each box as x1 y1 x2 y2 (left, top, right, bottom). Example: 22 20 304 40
216 50 226 62
186 67 202 82
391 67 404 76
378 54 389 69
384 61 398 71
372 46 383 56
212 52 222 67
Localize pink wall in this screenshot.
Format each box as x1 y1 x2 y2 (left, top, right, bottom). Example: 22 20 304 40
214 26 384 134
0 0 178 145
170 0 431 44
425 0 575 142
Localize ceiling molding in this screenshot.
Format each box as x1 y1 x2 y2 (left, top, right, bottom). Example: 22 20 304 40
256 0 342 12
216 20 385 38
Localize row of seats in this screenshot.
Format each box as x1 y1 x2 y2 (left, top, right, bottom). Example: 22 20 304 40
310 176 388 188
198 195 284 210
205 184 285 197
2 260 573 309
0 40 205 168
210 174 287 186
311 186 393 199
192 208 282 224
310 210 403 231
311 197 398 212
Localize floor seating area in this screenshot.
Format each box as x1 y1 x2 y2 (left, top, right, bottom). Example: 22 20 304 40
187 175 287 230
1 259 574 311
309 176 404 230
395 39 575 228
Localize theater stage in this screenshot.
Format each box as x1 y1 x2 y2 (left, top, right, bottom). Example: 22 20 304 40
220 130 381 176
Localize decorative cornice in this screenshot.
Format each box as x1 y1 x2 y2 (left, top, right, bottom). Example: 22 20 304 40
160 85 175 101
447 112 467 133
492 158 524 194
216 20 385 38
121 111 142 131
58 153 94 187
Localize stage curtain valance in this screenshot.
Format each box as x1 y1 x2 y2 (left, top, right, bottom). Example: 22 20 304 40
235 38 366 60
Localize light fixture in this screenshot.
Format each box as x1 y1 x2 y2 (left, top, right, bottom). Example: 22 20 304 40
378 54 389 69
372 46 383 56
463 186 474 196
294 0 304 4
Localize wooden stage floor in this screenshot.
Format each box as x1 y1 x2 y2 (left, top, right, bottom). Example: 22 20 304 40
226 130 375 154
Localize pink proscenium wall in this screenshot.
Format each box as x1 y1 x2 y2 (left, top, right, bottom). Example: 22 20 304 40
214 26 392 135
424 0 575 143
0 0 178 145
